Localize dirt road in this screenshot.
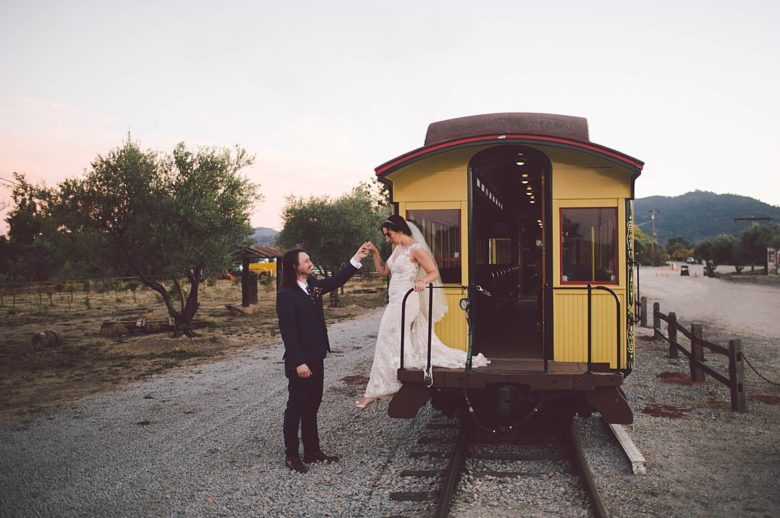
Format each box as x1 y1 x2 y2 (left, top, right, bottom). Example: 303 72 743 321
639 264 780 340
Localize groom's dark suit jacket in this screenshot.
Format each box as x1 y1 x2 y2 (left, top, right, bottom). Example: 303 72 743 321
276 263 359 375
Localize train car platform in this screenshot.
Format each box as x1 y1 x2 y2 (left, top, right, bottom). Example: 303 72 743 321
397 358 625 390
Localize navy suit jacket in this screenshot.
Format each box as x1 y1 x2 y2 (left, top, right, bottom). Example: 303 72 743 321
276 263 359 375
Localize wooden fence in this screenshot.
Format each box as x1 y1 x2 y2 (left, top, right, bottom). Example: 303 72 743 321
651 300 747 412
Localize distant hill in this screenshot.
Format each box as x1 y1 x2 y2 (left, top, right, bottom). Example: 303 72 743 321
250 227 279 246
635 191 780 244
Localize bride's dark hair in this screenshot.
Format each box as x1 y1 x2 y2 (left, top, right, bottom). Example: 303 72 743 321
381 214 412 236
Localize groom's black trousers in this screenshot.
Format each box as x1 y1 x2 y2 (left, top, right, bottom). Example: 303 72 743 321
283 359 324 457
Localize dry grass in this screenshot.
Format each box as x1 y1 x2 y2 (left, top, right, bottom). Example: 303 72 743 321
0 276 387 422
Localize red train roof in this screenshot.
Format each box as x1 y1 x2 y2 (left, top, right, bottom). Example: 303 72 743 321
375 113 644 177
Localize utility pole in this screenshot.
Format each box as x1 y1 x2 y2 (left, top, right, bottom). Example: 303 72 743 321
648 209 659 266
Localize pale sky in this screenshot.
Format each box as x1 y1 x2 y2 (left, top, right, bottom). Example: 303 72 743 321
1 0 778 232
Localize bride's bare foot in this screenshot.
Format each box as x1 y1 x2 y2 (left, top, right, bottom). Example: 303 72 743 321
355 397 377 409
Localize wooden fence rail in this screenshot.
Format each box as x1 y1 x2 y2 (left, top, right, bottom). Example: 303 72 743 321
651 301 747 412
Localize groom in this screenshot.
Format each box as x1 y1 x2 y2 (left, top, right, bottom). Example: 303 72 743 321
276 244 369 473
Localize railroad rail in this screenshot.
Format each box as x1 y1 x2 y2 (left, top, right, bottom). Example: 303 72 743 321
385 412 612 517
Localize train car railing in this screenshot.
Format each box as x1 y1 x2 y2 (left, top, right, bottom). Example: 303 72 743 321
399 283 622 383
545 284 622 374
399 284 444 386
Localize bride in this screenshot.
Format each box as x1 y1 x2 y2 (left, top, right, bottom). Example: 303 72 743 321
356 215 489 409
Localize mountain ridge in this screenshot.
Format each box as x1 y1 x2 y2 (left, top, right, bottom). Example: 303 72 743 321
635 190 779 244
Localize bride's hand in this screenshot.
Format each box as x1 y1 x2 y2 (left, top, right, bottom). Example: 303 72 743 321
414 280 427 292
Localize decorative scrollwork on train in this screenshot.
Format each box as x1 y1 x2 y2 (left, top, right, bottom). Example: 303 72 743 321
625 199 635 369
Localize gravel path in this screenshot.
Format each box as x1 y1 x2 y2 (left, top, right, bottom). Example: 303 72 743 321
2 270 779 517
0 308 430 517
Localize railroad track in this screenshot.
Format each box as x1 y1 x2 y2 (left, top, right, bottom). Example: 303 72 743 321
384 412 610 517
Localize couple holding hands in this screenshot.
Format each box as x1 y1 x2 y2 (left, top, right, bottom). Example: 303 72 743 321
276 215 488 473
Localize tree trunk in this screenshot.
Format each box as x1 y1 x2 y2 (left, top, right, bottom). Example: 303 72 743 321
133 265 202 339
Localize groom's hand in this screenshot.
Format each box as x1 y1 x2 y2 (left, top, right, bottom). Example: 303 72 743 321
354 242 370 261
296 364 312 378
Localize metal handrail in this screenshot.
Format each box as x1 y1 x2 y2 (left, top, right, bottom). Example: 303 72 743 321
399 285 456 379
399 283 623 380
547 284 622 373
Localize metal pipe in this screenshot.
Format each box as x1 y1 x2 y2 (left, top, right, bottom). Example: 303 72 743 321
587 283 592 373
426 283 433 376
399 287 414 370
544 283 551 373
593 286 622 370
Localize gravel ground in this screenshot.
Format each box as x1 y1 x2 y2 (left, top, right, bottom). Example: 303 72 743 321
584 267 780 517
1 308 432 517
2 270 779 517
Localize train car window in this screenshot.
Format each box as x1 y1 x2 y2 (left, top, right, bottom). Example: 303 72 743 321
560 208 617 284
406 209 462 284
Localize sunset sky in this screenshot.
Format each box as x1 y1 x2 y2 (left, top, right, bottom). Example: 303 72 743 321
1 0 778 232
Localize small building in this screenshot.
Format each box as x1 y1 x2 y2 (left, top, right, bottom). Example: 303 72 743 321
232 245 285 306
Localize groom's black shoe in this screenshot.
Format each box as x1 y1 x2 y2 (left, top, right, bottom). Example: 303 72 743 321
303 450 340 463
285 455 308 473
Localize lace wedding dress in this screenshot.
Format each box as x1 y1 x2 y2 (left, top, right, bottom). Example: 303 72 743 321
363 242 490 399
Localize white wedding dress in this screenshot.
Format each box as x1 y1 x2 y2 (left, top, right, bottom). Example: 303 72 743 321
363 242 490 398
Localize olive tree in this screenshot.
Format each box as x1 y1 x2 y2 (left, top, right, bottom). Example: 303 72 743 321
277 183 388 307
61 138 260 336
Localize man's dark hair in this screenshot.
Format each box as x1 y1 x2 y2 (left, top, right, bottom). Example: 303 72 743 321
281 248 307 289
381 214 412 236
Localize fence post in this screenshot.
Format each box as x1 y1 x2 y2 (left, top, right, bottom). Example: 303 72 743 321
690 323 705 382
640 296 648 327
667 312 678 358
729 339 747 412
653 302 660 339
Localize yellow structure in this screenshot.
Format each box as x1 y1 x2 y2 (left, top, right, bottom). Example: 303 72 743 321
248 262 276 276
376 113 642 370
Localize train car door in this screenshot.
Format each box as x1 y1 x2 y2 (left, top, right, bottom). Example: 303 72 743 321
468 145 551 359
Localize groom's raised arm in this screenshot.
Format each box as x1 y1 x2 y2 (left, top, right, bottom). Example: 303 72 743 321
318 244 368 294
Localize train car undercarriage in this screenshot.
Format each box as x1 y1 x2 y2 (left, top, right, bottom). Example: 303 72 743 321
389 361 633 425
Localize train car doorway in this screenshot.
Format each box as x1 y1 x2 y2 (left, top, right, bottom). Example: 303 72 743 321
469 145 551 359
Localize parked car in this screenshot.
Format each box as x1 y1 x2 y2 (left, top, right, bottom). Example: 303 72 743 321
686 257 696 264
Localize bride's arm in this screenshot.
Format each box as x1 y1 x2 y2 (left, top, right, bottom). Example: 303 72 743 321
370 245 391 277
411 247 440 290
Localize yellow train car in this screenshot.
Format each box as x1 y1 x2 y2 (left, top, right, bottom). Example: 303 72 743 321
377 113 643 424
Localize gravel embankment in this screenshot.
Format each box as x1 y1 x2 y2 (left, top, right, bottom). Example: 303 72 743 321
2 270 779 517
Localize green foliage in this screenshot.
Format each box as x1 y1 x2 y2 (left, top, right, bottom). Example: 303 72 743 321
277 183 388 307
665 237 693 261
634 226 667 266
738 223 780 268
695 223 780 274
695 234 739 273
2 173 62 281
55 137 261 337
277 184 388 276
258 273 275 293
